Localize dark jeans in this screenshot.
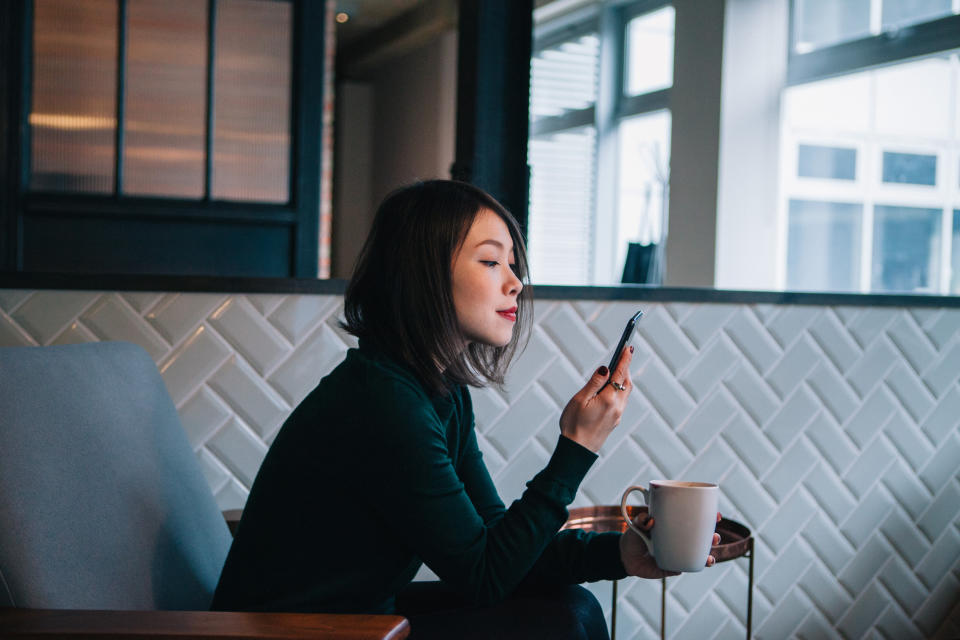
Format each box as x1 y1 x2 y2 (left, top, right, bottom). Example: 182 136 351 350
395 581 610 640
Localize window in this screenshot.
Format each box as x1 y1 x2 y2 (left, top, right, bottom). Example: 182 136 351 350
30 0 291 201
1 1 325 277
780 2 960 293
528 1 674 285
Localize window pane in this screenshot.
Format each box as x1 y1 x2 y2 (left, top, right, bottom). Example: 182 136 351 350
872 205 941 292
882 151 936 185
882 0 952 30
625 7 674 96
528 127 596 284
787 200 862 292
783 72 871 133
794 0 871 53
212 0 291 202
530 33 599 119
797 144 857 180
952 210 960 294
617 110 670 283
30 0 117 193
124 0 207 198
875 55 952 138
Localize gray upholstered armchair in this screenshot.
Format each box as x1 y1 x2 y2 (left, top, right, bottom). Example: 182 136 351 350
0 342 409 639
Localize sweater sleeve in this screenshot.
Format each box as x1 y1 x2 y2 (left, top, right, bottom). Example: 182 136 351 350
456 407 628 586
361 379 596 606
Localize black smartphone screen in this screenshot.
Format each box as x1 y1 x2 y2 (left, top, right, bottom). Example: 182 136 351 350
606 310 643 374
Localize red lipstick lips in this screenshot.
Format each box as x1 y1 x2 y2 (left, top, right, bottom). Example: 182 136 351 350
497 306 518 322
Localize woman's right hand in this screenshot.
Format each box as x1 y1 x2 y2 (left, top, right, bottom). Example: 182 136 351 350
558 346 634 452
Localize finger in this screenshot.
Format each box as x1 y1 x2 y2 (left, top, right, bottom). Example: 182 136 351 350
582 365 610 397
612 345 634 386
637 515 654 531
712 533 720 545
717 512 722 522
706 555 716 567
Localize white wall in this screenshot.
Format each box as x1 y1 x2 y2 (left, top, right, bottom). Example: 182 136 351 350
714 0 789 291
332 30 458 277
3 287 959 639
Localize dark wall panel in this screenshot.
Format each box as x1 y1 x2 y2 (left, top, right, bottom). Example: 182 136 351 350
22 215 292 277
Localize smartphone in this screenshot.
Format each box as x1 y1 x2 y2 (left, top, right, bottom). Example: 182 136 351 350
606 310 643 374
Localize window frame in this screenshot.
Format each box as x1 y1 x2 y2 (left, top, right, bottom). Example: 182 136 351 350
0 0 325 278
529 0 673 285
782 1 960 294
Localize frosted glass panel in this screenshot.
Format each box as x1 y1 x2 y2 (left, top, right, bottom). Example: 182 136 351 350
124 0 207 198
882 0 952 30
787 200 862 292
617 110 670 273
872 205 941 293
875 55 951 137
528 127 597 285
212 0 291 202
530 33 599 119
952 210 960 294
793 0 870 52
30 0 117 193
625 7 674 96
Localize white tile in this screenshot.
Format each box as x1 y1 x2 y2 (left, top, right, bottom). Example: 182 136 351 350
245 293 287 316
723 363 780 428
723 308 782 375
634 357 695 429
808 309 862 375
635 304 697 375
765 305 821 348
0 310 38 346
159 326 232 406
267 322 347 406
540 303 607 375
922 341 960 399
805 361 860 424
11 290 99 344
146 293 227 345
206 417 269 488
214 479 250 511
485 386 552 459
268 294 337 343
678 303 737 348
0 289 33 312
836 582 890 640
209 358 290 440
886 313 937 375
208 297 291 375
180 387 233 448
678 335 739 402
49 320 97 346
81 294 168 360
120 292 163 313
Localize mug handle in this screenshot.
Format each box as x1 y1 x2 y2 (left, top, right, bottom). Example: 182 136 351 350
621 485 654 556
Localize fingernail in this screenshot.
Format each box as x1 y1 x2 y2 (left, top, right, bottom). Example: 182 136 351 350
598 366 608 376
629 345 634 353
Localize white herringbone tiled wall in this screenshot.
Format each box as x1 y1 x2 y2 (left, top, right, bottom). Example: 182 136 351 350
1 289 959 639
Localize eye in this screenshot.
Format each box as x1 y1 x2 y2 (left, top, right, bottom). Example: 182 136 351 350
481 260 499 267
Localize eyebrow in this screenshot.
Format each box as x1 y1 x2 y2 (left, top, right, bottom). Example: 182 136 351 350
475 239 514 252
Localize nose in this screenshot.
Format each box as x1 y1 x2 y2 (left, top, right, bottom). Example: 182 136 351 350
504 266 522 296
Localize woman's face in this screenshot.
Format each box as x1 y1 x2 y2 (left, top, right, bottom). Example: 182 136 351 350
451 208 523 347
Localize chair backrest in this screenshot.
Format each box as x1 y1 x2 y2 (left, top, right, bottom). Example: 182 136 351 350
0 342 233 611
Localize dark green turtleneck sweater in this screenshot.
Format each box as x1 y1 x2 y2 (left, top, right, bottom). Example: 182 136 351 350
211 342 627 614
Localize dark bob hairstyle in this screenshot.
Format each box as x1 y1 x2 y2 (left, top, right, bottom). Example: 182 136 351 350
342 179 532 395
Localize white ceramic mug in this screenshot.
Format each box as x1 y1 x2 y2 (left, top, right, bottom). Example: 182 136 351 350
620 481 719 572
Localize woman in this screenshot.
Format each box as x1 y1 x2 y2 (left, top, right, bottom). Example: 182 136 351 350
211 180 715 638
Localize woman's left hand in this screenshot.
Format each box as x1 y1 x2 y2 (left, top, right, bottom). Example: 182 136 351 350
619 513 721 578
